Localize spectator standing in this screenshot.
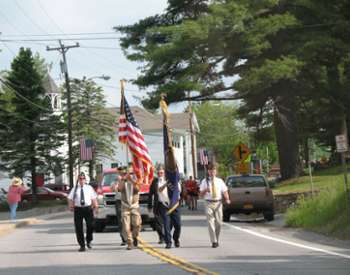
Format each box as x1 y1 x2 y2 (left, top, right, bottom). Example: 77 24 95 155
7 177 27 222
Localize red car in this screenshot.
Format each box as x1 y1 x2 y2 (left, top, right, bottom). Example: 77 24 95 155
21 186 67 202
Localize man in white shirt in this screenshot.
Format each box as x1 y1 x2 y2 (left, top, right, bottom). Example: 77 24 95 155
199 163 230 248
68 172 98 252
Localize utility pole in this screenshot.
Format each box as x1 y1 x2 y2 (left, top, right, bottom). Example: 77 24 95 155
47 40 79 189
187 91 197 179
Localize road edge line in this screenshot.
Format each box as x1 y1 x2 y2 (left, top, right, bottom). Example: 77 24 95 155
227 223 350 260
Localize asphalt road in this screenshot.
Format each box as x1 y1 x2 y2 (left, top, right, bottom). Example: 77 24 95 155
0 203 349 275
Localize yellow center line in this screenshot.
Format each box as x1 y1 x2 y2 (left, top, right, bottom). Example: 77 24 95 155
138 238 220 275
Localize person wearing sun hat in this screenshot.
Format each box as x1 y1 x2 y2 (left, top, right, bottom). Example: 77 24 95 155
7 177 27 222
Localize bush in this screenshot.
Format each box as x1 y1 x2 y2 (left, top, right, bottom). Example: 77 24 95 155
286 186 350 239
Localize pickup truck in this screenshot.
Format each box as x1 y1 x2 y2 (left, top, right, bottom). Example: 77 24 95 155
94 168 155 232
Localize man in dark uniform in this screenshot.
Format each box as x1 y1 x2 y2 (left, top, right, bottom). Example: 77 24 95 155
147 166 165 244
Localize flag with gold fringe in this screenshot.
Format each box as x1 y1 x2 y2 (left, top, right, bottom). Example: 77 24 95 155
160 97 180 214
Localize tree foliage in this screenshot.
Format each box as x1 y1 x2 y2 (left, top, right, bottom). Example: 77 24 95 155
0 48 65 200
193 102 247 170
63 78 116 179
116 0 350 179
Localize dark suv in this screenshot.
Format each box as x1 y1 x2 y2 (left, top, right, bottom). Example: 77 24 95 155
223 174 274 222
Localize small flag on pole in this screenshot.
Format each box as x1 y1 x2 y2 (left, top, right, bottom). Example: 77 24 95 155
80 137 93 161
199 148 209 166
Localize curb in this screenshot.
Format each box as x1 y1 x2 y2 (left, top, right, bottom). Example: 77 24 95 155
0 218 41 237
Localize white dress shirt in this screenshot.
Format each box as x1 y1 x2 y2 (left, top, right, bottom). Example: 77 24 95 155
157 178 170 206
200 177 227 201
157 178 182 207
68 184 97 207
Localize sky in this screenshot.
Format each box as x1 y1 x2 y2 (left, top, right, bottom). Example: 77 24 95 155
0 0 186 111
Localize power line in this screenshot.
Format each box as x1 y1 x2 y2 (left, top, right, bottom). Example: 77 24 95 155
36 0 66 34
0 37 119 42
0 78 51 112
1 32 118 38
0 9 24 35
79 45 122 50
13 0 48 34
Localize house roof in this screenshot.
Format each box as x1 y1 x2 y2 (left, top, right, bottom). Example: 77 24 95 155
106 106 199 133
43 74 59 94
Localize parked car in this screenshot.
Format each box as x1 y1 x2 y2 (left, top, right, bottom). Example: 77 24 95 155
21 186 67 202
44 183 70 193
0 188 7 204
223 174 274 222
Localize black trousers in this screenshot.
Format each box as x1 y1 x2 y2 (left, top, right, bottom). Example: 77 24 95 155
153 205 164 241
74 206 94 248
159 203 181 245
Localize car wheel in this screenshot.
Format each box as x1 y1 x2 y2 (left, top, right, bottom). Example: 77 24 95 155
263 211 274 221
223 211 230 222
94 220 105 232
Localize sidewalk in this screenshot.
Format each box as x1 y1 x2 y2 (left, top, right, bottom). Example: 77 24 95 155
0 204 69 237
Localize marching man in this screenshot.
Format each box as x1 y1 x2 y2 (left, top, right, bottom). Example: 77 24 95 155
199 163 230 248
114 166 142 250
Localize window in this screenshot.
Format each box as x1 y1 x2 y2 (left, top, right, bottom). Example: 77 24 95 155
226 176 266 188
102 173 118 186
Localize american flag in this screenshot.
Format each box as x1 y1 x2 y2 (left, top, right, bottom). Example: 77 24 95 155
80 137 94 161
118 91 154 185
199 148 209 166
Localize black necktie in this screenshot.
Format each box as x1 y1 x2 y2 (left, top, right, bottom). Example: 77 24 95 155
80 187 85 206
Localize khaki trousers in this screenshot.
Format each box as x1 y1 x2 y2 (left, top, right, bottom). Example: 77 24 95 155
205 201 222 244
121 205 142 244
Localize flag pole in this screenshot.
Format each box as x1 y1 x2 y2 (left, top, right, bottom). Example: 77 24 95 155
120 79 129 166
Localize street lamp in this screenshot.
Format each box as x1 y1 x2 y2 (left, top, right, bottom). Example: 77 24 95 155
86 75 111 81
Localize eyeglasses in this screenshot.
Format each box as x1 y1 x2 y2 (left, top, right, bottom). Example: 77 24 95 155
79 177 85 180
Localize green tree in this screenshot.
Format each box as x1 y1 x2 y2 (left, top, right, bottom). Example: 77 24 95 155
0 48 65 201
116 0 350 179
65 78 116 180
193 102 247 174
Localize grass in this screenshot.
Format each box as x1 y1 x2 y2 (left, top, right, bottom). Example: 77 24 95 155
274 164 350 194
278 164 350 239
285 186 350 239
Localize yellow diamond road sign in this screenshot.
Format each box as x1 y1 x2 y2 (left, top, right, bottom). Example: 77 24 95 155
233 143 250 161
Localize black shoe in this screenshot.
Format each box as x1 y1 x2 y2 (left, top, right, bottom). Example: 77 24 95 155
78 247 86 252
212 242 218 248
120 241 127 246
174 240 180 248
158 239 164 244
165 243 171 249
133 238 138 247
87 243 92 249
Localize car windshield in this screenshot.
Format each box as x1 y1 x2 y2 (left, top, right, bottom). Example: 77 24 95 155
226 176 266 188
101 173 118 186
